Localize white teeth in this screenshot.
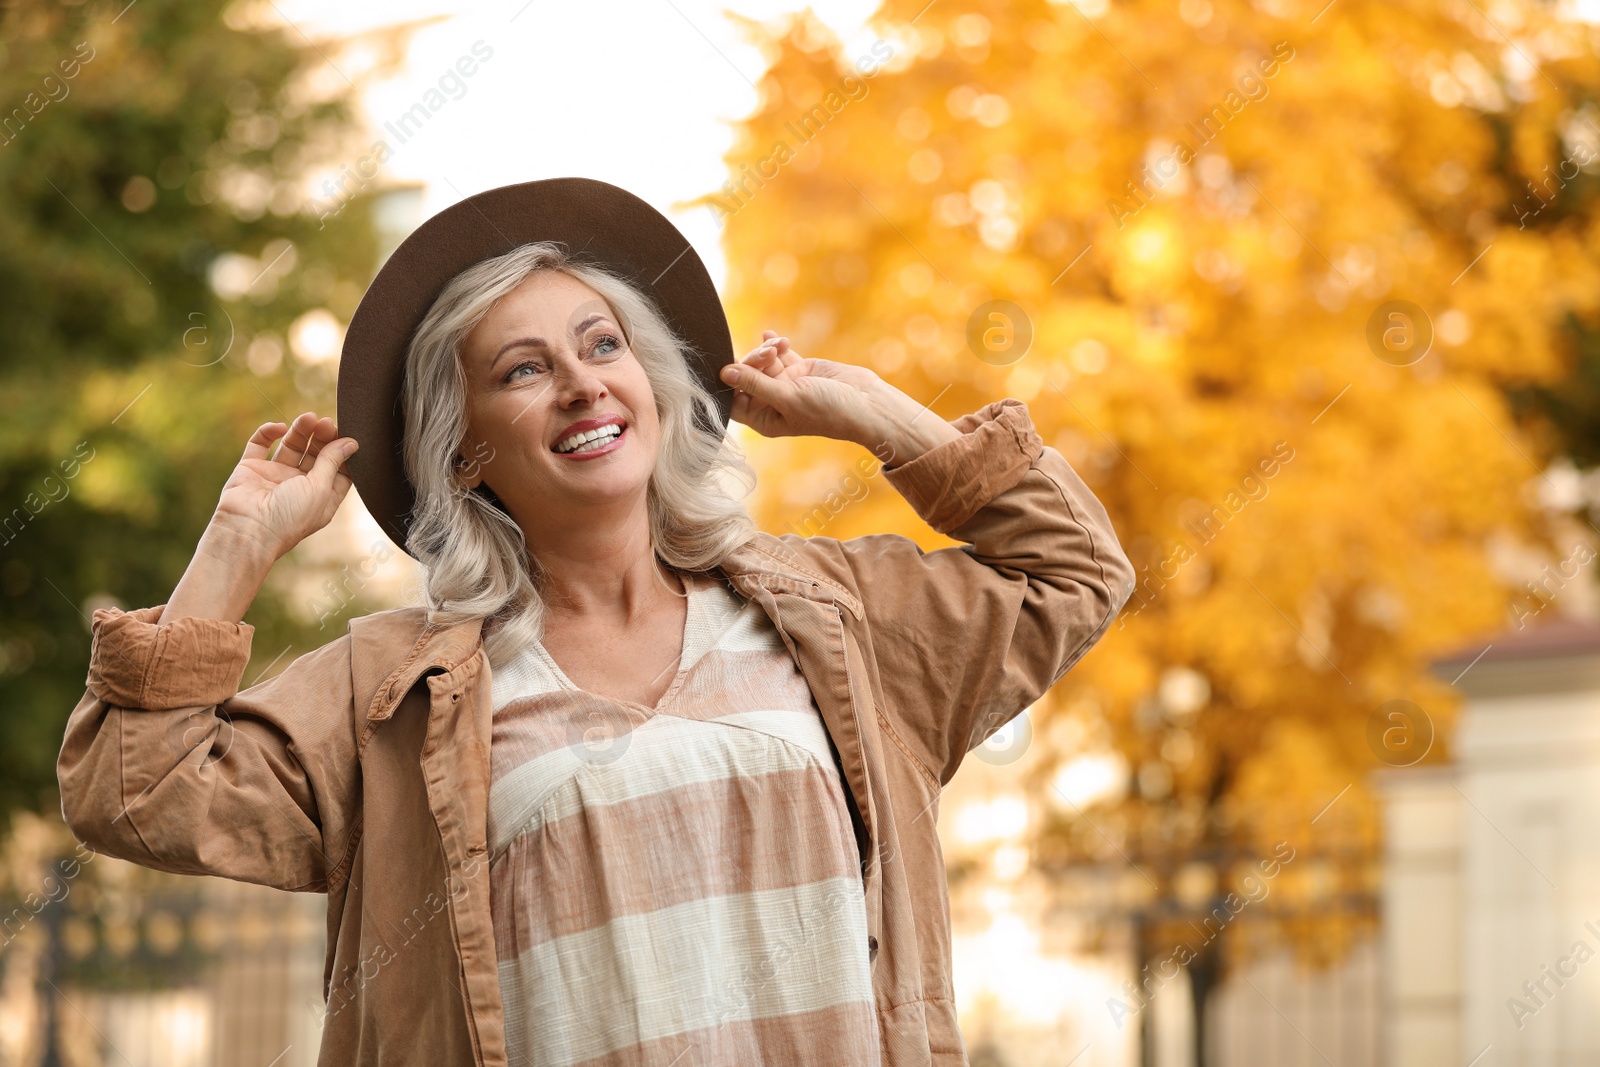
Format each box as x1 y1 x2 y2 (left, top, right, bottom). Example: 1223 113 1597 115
555 424 623 453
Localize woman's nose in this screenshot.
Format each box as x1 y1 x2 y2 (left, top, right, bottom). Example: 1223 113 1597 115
551 356 606 405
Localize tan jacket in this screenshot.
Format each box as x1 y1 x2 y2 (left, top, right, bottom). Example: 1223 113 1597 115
58 397 1134 1066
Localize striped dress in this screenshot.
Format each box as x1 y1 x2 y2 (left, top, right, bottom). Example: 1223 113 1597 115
487 569 882 1067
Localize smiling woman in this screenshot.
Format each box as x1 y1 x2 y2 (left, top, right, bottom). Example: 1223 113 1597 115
58 177 1134 1067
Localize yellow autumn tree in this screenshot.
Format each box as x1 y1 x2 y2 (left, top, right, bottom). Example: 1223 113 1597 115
699 0 1600 1010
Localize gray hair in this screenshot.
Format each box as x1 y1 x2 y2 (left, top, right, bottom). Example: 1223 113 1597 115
398 240 758 673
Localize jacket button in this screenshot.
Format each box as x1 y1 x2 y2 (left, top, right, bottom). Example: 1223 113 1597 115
867 934 878 962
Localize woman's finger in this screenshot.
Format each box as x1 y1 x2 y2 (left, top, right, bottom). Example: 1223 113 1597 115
271 412 318 469
723 361 788 407
308 437 359 495
312 416 340 442
242 422 288 463
753 348 788 378
729 388 750 426
755 331 791 363
278 414 339 471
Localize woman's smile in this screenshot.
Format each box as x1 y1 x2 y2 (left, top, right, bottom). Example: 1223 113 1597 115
552 422 628 459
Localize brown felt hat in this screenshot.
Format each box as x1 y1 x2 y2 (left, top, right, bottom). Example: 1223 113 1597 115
336 177 736 556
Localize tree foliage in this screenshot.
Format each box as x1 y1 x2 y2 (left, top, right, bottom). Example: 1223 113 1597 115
706 0 1600 963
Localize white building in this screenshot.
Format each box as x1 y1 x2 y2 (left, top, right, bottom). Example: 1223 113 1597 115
1379 615 1600 1064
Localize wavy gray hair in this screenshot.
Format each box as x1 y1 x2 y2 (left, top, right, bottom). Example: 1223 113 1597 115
398 240 758 673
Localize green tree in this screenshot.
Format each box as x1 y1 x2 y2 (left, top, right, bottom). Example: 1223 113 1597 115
0 0 389 821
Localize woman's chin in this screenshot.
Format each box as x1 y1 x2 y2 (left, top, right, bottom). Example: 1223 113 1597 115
548 465 651 505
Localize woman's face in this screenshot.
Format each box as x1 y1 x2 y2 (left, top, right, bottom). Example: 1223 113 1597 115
456 270 659 526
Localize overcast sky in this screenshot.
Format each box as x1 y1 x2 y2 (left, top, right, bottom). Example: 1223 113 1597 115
272 0 887 295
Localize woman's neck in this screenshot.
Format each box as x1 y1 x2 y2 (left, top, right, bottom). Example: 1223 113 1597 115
531 511 681 627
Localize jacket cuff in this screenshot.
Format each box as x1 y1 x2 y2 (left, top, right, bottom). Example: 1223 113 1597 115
880 397 1045 534
86 605 255 710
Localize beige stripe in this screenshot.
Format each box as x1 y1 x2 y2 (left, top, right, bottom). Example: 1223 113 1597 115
498 877 875 1067
562 1000 881 1067
490 764 861 955
656 645 816 723
489 693 648 784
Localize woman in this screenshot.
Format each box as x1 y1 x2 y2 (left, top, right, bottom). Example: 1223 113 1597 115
59 178 1135 1067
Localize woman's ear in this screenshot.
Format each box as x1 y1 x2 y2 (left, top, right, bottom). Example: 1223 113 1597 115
456 436 497 493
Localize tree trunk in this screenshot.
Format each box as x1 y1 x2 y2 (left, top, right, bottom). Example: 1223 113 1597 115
1187 940 1221 1067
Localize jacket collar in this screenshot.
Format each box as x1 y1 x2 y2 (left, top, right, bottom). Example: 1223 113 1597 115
365 611 485 722
712 531 864 621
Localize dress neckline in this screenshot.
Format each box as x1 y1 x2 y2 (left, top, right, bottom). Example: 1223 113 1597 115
531 570 706 714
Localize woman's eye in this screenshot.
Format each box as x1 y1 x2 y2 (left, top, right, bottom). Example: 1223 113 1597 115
506 360 543 382
592 334 623 357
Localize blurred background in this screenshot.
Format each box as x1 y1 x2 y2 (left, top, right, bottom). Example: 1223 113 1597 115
5 0 1600 1063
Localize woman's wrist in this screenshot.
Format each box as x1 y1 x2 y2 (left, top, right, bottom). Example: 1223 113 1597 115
155 521 278 626
852 379 964 469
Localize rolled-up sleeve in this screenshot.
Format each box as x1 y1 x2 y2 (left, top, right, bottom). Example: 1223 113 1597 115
878 397 1047 530
86 606 255 709
793 398 1136 786
58 604 361 893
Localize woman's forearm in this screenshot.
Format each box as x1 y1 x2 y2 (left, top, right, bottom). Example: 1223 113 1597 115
156 520 278 626
855 379 965 469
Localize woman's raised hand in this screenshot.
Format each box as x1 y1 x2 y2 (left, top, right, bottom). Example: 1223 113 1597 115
212 412 360 562
722 330 966 467
719 331 885 445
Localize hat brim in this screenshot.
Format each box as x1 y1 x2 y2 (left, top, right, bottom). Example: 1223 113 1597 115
337 176 735 556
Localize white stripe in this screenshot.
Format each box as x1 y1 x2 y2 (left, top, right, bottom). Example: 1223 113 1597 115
692 587 787 658
491 644 566 712
488 710 833 858
711 708 835 766
498 877 873 1067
